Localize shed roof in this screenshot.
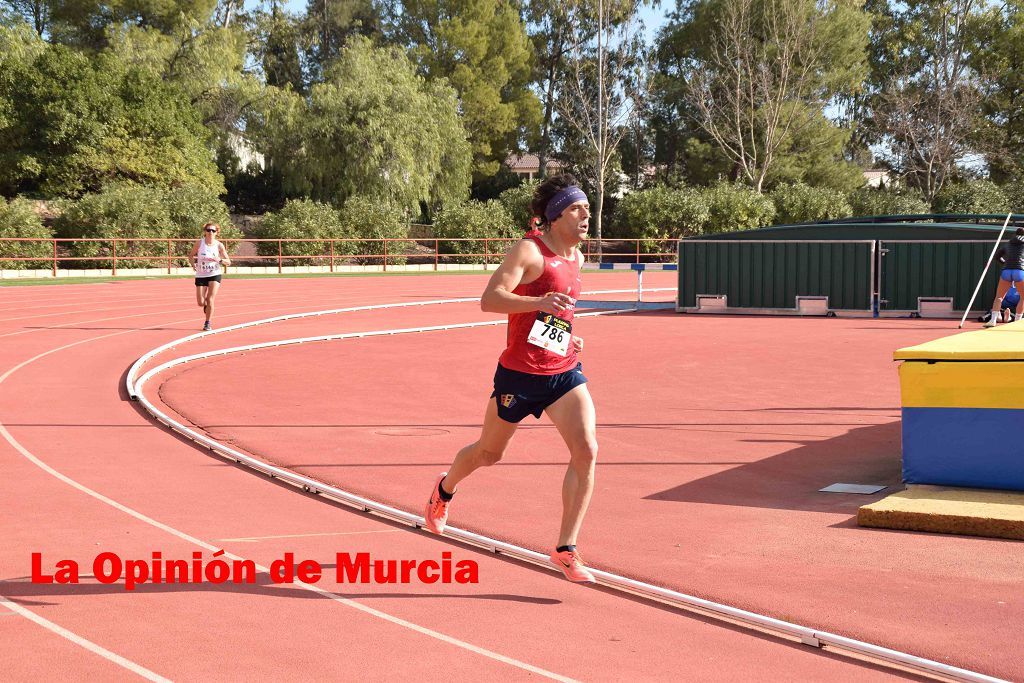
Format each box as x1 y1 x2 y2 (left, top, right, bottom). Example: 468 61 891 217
693 214 1024 242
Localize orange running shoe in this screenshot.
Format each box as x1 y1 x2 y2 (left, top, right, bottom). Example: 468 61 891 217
423 472 451 534
549 548 596 583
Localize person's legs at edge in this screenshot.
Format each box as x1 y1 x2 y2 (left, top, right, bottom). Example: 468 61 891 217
424 398 518 534
987 277 1011 327
544 383 598 582
204 280 220 329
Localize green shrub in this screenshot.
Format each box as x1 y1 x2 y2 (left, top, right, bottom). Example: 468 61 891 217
702 183 776 233
163 184 239 263
770 182 852 224
1002 180 1024 214
253 199 352 267
52 183 175 269
51 183 238 269
611 185 709 239
847 187 930 217
338 196 413 266
497 180 539 232
432 200 517 260
0 198 53 270
932 180 1010 215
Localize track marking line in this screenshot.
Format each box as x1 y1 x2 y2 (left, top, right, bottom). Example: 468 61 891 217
0 597 171 682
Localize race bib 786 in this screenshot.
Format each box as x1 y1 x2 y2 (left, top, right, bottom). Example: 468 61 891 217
527 313 572 356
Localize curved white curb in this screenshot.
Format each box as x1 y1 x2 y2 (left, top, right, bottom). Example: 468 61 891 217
128 296 1004 683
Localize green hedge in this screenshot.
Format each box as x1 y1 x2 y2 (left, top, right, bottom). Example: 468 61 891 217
704 183 776 233
338 196 413 266
497 180 539 232
770 182 852 224
52 183 238 269
253 199 353 266
932 180 1011 215
432 200 517 259
847 187 930 217
0 198 53 269
611 186 709 240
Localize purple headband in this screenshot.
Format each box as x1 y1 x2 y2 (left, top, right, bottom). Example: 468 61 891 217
544 186 588 222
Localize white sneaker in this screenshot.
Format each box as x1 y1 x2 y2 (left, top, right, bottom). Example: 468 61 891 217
985 317 998 328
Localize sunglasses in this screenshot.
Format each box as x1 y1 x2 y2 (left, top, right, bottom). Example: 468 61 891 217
205 228 217 233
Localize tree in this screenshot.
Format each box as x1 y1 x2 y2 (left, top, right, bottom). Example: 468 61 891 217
525 0 583 180
0 42 222 197
971 0 1024 183
557 0 647 255
255 1 305 93
301 0 382 84
871 0 986 202
45 0 219 48
2 0 49 35
247 37 471 211
677 0 870 193
386 0 541 178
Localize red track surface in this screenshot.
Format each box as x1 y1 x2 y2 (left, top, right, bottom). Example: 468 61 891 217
0 272 1012 680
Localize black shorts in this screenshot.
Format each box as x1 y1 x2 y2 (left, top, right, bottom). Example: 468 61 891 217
195 274 222 287
491 362 588 423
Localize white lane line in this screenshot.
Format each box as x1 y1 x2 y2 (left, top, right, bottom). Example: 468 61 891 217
0 597 171 682
216 530 401 542
0 305 577 682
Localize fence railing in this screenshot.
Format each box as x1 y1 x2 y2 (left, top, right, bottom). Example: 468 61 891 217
0 237 678 277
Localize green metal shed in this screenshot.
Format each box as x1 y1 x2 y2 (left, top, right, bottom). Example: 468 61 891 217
678 214 1024 316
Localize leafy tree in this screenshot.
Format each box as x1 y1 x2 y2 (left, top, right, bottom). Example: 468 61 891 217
869 0 987 202
45 0 219 48
385 0 541 178
670 0 870 193
971 0 1024 183
0 42 223 197
252 2 305 93
301 0 383 84
248 38 471 212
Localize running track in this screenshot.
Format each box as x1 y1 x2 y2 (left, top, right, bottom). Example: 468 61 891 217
0 273 1014 680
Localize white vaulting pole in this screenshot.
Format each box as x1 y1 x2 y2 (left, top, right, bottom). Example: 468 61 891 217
960 213 1014 328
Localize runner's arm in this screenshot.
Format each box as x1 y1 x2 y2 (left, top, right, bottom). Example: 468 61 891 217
481 240 573 315
218 242 231 266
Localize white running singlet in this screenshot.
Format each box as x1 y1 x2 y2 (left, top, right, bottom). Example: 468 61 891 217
195 239 223 278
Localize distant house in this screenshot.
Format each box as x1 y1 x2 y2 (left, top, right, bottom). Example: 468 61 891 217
506 154 566 180
863 169 893 188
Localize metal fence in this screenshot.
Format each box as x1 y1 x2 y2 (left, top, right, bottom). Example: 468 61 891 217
0 237 678 277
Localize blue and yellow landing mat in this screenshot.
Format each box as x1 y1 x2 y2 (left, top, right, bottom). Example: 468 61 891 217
894 321 1024 492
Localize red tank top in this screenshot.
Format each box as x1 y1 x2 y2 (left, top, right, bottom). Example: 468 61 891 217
498 235 582 375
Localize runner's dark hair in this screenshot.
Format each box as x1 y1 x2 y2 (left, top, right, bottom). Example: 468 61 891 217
529 174 580 232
